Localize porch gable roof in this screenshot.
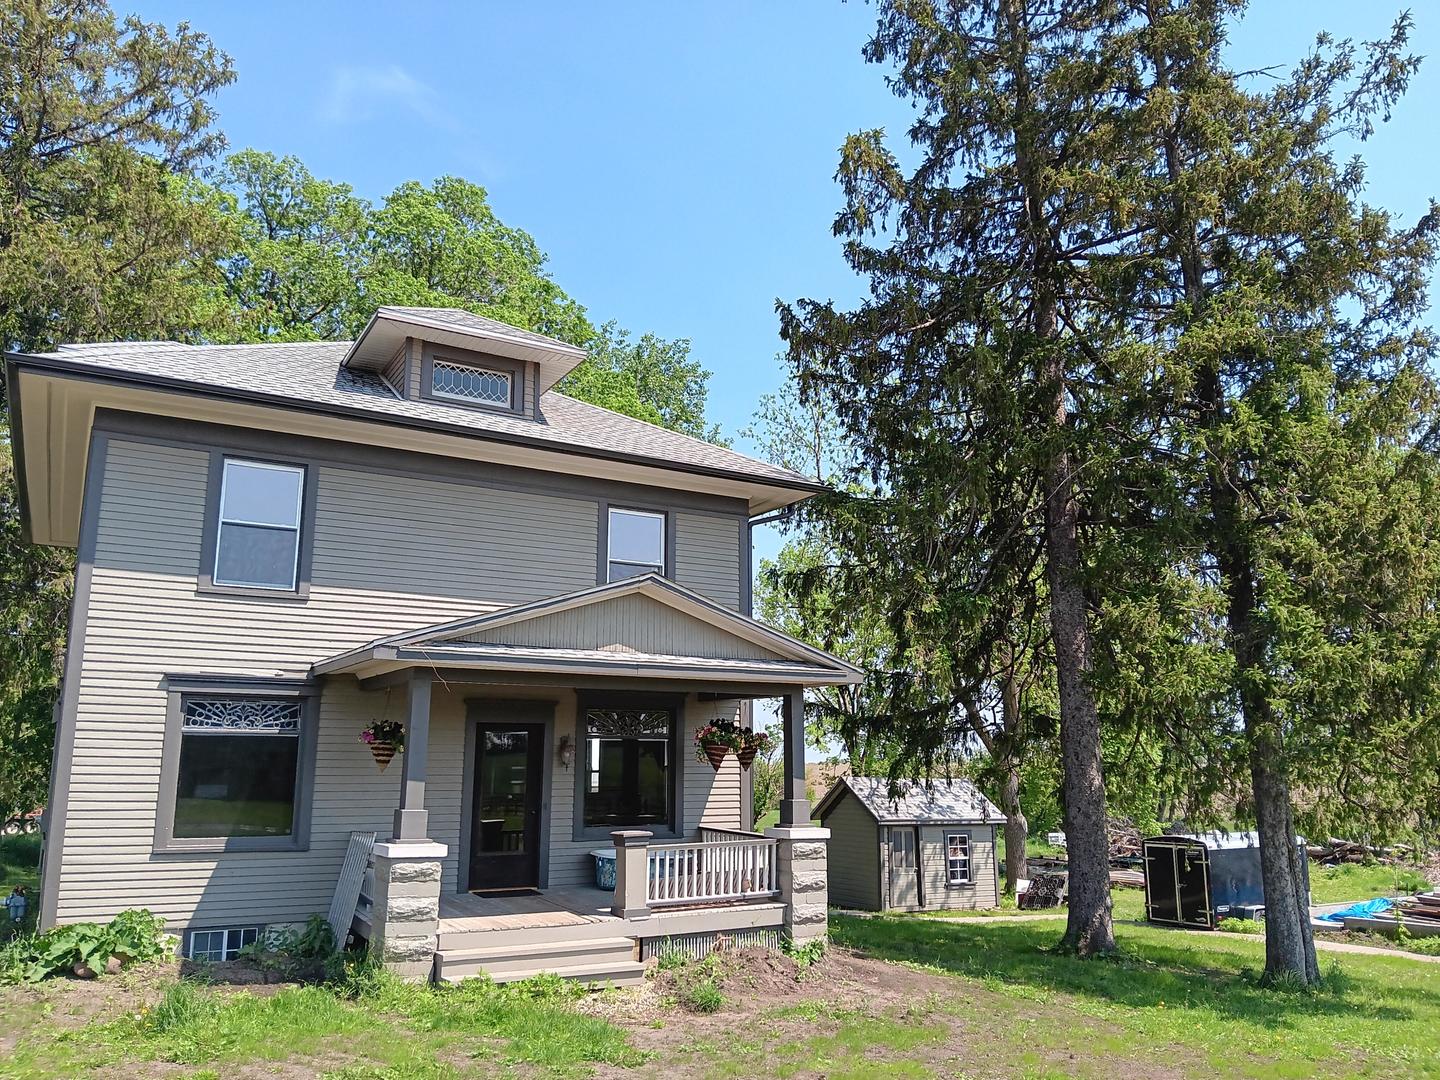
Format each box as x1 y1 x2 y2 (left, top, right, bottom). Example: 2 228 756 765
311 574 862 686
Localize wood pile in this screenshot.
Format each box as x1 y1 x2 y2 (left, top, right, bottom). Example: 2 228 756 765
1306 837 1426 867
1108 817 1143 863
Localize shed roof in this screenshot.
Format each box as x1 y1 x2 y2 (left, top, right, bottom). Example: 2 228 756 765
815 776 1002 825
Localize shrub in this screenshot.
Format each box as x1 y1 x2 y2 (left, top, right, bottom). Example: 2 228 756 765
0 908 170 983
1216 918 1264 935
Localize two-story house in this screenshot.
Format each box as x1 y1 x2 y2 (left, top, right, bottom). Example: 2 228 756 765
6 307 855 984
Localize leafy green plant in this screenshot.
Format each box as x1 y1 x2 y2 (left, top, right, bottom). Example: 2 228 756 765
782 934 828 967
0 908 169 983
236 914 336 980
1216 918 1264 935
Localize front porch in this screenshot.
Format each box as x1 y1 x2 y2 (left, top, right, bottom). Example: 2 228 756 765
317 575 856 982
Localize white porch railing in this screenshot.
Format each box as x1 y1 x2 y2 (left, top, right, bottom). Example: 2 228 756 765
645 835 779 906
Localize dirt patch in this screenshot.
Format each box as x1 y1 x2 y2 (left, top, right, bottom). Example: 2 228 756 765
585 945 1192 1080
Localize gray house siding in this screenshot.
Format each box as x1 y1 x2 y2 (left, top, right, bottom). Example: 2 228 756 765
461 593 778 659
822 792 882 910
918 825 998 911
674 513 742 611
50 430 748 928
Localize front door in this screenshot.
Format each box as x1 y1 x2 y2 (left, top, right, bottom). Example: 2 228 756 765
889 827 920 908
469 723 544 892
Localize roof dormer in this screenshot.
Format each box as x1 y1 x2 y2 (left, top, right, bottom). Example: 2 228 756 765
342 306 587 419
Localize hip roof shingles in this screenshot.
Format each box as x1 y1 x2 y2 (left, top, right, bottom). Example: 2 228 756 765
32 340 814 489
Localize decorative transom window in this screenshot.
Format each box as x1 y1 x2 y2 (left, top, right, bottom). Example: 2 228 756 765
583 706 674 831
213 458 304 591
188 926 259 962
946 832 971 885
182 698 301 733
432 358 512 406
607 508 665 582
175 696 303 840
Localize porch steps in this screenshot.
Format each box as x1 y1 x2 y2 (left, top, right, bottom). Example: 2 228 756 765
437 917 624 952
435 934 645 987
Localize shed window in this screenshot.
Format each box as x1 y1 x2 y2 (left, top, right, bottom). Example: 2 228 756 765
607 508 665 581
946 832 971 885
432 357 513 406
213 459 304 590
174 697 302 839
187 926 259 962
582 707 673 830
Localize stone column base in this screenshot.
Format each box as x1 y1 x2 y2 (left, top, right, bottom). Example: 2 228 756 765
766 825 829 945
370 839 447 981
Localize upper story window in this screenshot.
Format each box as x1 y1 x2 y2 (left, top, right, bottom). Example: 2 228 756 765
607 508 665 581
431 357 513 408
213 459 304 591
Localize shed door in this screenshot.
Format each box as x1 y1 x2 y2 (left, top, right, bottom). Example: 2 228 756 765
889 827 920 908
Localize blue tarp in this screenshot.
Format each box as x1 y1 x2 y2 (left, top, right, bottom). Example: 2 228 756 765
1316 897 1393 924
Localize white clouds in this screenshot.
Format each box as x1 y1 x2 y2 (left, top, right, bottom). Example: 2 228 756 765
318 64 458 130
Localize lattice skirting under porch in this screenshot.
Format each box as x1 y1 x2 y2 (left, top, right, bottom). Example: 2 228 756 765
640 928 785 962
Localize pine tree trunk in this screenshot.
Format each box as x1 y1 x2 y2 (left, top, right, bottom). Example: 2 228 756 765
1043 419 1114 955
1000 761 1028 899
1202 366 1320 986
1000 0 1114 957
998 663 1028 898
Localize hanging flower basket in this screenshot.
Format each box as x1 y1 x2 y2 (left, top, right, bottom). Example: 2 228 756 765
360 719 405 772
701 742 731 771
736 729 773 772
368 740 399 771
694 720 742 771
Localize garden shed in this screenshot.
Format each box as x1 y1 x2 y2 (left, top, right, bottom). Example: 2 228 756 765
815 777 1001 912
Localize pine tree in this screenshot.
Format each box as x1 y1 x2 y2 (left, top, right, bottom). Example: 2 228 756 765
779 0 1168 955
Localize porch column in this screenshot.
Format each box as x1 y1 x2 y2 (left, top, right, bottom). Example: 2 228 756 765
610 830 652 921
369 839 447 981
767 686 829 944
393 669 431 842
779 688 808 826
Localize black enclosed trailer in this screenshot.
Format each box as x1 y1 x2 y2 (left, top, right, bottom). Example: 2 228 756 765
1143 831 1310 928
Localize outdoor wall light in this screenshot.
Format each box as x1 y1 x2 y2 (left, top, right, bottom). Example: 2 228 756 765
557 734 575 769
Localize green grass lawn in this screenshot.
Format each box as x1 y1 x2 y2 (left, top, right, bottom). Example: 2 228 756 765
833 911 1440 1078
1309 862 1431 904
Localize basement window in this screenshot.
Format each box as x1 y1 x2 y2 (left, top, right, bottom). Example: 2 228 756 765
187 926 260 962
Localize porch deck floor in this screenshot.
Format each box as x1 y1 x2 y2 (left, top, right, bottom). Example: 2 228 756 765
438 887 619 933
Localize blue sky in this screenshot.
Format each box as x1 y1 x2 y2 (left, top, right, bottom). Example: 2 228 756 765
131 2 1440 745
134 0 1439 478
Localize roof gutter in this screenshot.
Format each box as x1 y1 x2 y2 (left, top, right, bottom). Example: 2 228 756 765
6 351 828 500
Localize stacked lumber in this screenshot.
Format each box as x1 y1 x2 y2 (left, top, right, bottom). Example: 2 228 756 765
1396 892 1440 927
1109 868 1146 889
